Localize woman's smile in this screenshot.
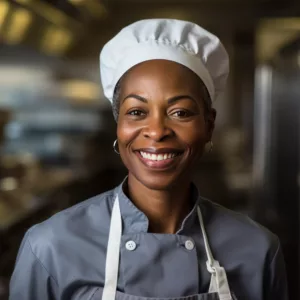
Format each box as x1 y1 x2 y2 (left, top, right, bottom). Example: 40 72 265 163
135 148 184 170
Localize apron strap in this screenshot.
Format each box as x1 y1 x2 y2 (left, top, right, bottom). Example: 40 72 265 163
102 196 122 300
197 206 233 300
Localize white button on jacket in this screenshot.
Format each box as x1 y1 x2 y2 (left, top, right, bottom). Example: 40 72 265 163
126 241 137 251
185 240 195 251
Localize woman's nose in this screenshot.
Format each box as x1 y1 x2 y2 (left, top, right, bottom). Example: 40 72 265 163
142 116 173 142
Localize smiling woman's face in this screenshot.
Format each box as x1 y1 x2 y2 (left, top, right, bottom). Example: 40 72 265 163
117 59 216 190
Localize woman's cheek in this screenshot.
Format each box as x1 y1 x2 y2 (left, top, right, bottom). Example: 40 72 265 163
190 134 208 158
117 121 141 147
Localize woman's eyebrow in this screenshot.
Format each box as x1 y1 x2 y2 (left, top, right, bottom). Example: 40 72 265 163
122 94 196 104
122 94 148 103
167 95 196 104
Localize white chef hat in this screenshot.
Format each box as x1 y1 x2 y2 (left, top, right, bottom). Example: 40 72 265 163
100 19 229 103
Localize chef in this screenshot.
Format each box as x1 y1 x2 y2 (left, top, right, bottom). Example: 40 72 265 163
9 19 288 300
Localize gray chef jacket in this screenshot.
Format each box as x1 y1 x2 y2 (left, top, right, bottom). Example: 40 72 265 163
9 180 288 300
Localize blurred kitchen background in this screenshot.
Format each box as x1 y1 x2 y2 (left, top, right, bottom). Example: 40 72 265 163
0 0 299 299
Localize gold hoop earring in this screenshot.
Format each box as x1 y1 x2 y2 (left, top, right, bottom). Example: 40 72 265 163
113 139 120 154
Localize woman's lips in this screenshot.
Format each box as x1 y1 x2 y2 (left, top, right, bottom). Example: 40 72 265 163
135 150 182 169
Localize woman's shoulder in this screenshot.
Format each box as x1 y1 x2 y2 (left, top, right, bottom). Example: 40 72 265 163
27 186 119 256
200 197 280 255
14 187 120 289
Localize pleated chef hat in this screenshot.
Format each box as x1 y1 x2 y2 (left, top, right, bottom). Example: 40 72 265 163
100 19 229 103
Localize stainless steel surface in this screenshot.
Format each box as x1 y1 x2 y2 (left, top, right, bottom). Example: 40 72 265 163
252 38 300 297
252 65 275 218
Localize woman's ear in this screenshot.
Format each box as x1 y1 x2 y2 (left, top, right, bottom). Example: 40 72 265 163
206 108 216 142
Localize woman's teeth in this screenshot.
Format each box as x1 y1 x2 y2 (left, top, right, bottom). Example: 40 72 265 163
139 151 177 161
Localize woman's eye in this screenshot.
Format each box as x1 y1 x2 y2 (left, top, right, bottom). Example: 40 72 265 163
171 110 191 118
128 110 145 116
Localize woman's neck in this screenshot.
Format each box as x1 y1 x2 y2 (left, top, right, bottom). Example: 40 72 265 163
126 174 192 234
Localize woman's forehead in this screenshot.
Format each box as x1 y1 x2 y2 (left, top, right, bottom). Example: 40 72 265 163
120 59 204 93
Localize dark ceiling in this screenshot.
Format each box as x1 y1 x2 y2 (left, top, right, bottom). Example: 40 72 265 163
1 0 299 61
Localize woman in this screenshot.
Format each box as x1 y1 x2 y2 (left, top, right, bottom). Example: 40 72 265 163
9 19 288 300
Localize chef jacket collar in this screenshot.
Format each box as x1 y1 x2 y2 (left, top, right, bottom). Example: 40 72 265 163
114 178 201 234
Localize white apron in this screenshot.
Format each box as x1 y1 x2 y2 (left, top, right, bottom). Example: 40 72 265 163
101 196 235 300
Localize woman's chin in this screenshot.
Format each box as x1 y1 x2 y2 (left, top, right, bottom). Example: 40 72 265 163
131 172 187 191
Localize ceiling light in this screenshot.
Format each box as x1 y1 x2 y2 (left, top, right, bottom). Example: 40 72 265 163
256 18 300 63
4 8 32 44
0 1 10 31
68 0 86 4
61 80 100 102
84 1 108 19
41 26 73 56
16 0 80 28
15 0 32 4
